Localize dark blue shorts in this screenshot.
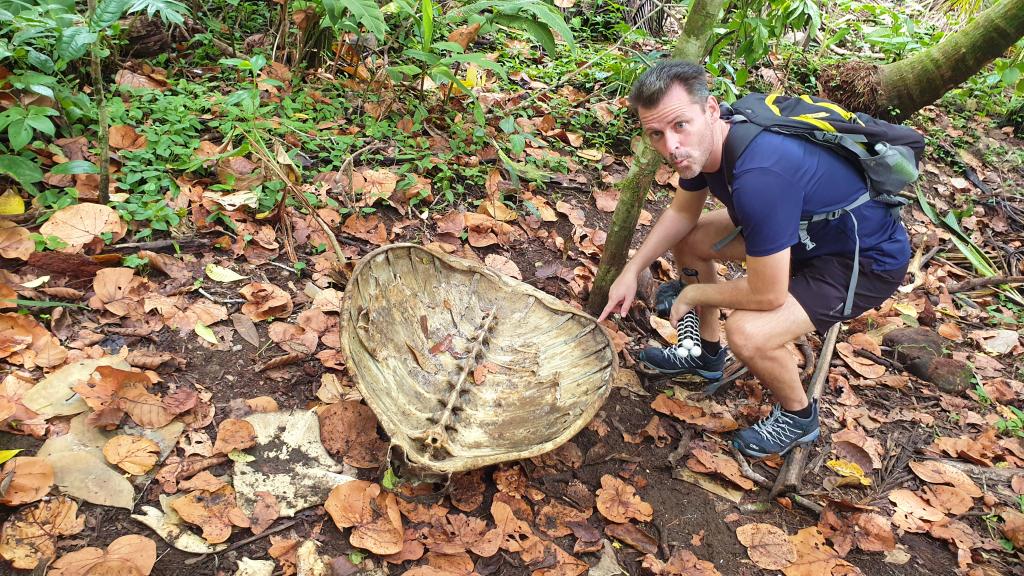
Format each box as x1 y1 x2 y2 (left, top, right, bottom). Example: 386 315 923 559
789 256 908 334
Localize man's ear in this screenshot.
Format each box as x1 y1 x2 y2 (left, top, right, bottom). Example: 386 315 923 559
706 95 720 118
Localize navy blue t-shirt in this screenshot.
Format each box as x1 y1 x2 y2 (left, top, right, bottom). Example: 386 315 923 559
680 131 911 272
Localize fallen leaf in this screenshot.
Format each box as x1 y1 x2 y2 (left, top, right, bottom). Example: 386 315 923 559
596 475 652 524
171 484 251 544
651 393 737 432
213 418 257 454
450 470 486 513
920 484 973 515
818 506 896 556
650 316 677 343
231 313 260 347
49 534 156 576
783 527 861 576
73 366 197 429
39 203 126 250
250 491 280 535
825 459 871 486
1002 509 1024 548
937 323 962 341
484 254 522 279
103 434 160 475
687 448 754 490
835 342 886 378
604 523 658 554
88 267 146 317
108 125 147 150
0 497 85 569
736 523 796 570
245 396 278 413
908 460 982 497
324 480 404 555
536 501 592 538
641 548 720 576
240 282 293 321
206 262 247 282
0 456 53 505
177 471 226 492
0 222 34 260
131 494 228 554
831 441 874 474
405 551 476 576
318 401 387 468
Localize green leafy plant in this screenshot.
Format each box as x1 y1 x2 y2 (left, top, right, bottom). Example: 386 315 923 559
995 406 1024 438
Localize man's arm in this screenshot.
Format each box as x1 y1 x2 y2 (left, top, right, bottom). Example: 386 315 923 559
622 187 707 277
597 188 707 321
679 248 791 312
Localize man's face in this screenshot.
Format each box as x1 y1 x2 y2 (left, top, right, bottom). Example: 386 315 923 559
637 83 716 179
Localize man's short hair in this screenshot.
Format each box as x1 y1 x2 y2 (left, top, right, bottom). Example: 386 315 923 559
629 60 710 110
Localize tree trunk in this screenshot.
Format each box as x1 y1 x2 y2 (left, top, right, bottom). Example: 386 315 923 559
586 0 725 316
821 0 1024 120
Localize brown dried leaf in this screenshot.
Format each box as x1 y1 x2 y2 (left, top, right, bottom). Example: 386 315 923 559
102 435 160 475
0 222 34 260
937 322 962 341
449 469 486 513
382 528 427 564
0 456 53 505
170 484 250 544
318 401 387 468
687 448 754 491
908 460 983 497
39 203 126 249
782 527 861 576
494 465 528 498
484 254 522 279
177 471 226 492
651 393 737 432
213 418 256 454
231 313 260 347
736 523 796 570
342 214 388 245
447 22 481 50
536 501 592 538
0 497 85 569
250 490 280 535
835 342 886 379
49 534 156 576
595 474 652 523
1002 509 1024 548
109 125 147 150
126 349 178 370
88 267 146 317
324 480 404 555
605 522 658 554
920 484 974 515
641 548 721 576
405 551 475 576
74 366 196 429
240 282 293 321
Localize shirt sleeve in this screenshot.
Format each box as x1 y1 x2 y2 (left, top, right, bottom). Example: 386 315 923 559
679 174 708 192
731 167 803 257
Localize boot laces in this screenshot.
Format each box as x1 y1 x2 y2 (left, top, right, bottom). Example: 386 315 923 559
751 406 800 445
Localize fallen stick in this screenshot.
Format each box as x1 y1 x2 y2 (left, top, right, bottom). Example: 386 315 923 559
770 323 841 498
729 445 824 515
948 275 1024 293
184 518 300 566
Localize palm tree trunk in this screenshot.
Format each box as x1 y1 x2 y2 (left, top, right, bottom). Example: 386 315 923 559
586 0 725 315
821 0 1024 120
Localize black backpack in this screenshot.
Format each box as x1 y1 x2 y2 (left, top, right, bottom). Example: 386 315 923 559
718 93 925 316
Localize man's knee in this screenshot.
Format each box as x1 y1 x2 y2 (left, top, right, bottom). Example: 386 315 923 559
724 313 764 360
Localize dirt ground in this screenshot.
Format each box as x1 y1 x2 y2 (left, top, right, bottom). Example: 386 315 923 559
2 175 1020 575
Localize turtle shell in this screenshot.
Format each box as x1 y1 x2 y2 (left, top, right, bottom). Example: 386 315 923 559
341 244 616 474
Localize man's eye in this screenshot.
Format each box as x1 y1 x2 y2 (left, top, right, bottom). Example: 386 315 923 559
675 121 687 129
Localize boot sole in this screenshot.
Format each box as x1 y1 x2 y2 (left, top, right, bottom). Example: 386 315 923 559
732 428 820 459
637 360 723 380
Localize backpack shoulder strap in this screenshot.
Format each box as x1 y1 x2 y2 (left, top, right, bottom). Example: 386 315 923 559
722 121 761 186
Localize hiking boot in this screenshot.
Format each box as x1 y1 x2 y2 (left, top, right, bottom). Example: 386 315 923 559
732 400 820 458
654 280 684 318
637 344 726 379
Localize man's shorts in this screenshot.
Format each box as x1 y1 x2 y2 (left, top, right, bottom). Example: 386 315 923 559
789 256 908 334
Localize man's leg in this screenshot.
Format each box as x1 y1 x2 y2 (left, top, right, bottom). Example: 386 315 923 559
725 296 815 411
727 296 819 457
638 209 744 378
671 208 746 342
